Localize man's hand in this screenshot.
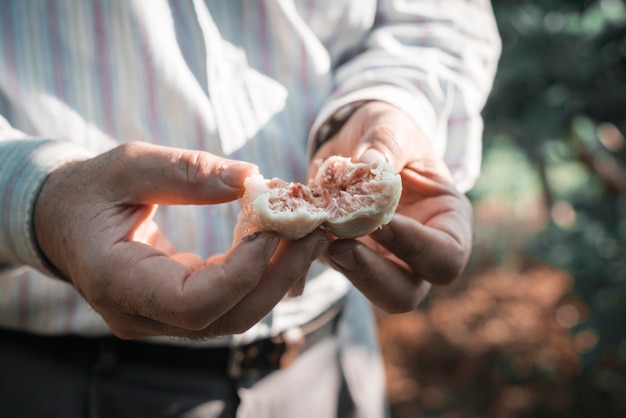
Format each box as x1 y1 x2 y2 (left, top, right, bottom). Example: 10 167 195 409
34 142 328 339
312 101 472 313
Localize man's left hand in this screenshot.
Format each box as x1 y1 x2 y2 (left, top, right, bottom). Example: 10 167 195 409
311 101 473 313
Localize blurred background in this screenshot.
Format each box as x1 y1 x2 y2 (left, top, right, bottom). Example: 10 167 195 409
377 0 626 417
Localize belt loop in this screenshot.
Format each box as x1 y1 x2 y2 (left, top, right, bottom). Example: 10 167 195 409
227 297 346 380
88 339 118 418
227 345 244 380
279 327 305 369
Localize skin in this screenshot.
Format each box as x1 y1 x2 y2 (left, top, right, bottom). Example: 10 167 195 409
33 100 472 339
311 101 473 313
34 142 329 339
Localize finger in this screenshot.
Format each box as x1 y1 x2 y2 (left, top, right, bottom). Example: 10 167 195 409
325 239 430 313
108 231 328 339
94 232 280 333
208 230 329 335
353 128 408 172
369 214 471 286
95 309 184 340
287 273 308 298
104 141 258 205
129 212 178 255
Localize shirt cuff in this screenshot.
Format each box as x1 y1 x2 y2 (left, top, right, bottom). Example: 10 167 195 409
0 139 93 277
308 85 441 160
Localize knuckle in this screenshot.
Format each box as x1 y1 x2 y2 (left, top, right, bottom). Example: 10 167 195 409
369 125 403 162
371 124 397 143
428 250 466 286
384 294 421 314
400 234 469 286
436 258 466 285
402 240 430 268
431 240 471 285
117 140 144 156
225 270 263 300
175 306 211 331
110 327 139 340
111 141 147 171
103 316 143 340
101 142 145 187
179 317 209 332
211 314 256 337
226 315 257 335
174 150 213 189
383 280 432 314
207 320 231 337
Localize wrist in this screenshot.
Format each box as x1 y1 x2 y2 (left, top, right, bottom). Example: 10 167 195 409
34 160 88 281
0 139 91 277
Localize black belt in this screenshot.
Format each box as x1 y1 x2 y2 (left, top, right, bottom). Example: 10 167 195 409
0 300 344 381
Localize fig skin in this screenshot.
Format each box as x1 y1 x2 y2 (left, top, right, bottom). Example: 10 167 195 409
235 156 402 240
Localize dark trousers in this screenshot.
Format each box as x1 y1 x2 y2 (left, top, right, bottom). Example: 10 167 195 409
0 328 355 418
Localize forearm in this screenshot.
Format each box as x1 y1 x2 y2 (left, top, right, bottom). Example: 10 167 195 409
0 122 92 274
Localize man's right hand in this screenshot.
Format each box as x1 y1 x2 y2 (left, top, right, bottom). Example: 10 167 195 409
34 142 328 339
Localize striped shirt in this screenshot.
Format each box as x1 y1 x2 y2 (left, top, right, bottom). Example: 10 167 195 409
0 0 501 342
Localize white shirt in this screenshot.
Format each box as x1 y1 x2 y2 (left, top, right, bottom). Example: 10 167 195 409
0 0 501 342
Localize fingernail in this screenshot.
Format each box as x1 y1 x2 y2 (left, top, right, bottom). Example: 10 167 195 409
221 161 257 188
242 232 278 263
242 231 262 242
329 249 358 271
359 148 388 165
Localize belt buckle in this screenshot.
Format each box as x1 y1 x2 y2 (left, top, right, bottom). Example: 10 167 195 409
227 327 306 380
227 342 267 380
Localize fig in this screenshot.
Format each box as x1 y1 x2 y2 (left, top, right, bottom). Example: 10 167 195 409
235 156 402 240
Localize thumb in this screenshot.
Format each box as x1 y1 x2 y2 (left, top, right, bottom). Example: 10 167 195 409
352 130 409 174
350 107 422 173
107 142 258 205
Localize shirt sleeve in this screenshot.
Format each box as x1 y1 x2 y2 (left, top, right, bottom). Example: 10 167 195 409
0 115 93 275
309 0 501 192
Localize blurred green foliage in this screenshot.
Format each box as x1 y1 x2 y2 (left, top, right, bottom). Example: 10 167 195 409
385 2 626 417
478 0 626 394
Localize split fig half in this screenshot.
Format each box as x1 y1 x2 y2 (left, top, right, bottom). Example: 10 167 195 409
235 156 402 240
